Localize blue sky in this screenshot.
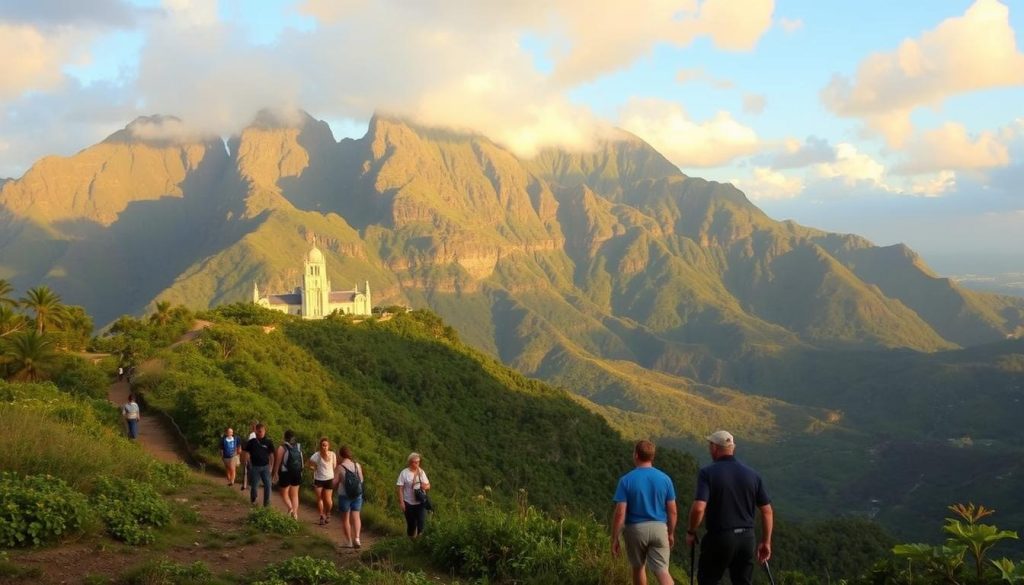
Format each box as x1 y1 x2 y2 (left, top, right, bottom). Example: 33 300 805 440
1 0 1022 273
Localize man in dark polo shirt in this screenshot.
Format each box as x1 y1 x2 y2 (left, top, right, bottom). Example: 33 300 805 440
243 423 276 507
685 430 773 585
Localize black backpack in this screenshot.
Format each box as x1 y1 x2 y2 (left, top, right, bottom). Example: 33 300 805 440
343 462 363 498
285 442 303 474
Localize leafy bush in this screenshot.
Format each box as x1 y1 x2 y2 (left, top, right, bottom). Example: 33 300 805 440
260 556 340 585
92 476 171 545
420 498 628 584
0 472 91 547
246 507 300 535
120 559 213 585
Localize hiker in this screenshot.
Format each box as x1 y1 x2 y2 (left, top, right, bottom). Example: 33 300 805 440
308 437 337 526
396 452 430 540
121 394 141 439
220 427 240 487
241 420 257 492
334 445 364 548
274 429 302 519
611 440 677 585
117 366 124 381
685 431 773 585
243 423 275 507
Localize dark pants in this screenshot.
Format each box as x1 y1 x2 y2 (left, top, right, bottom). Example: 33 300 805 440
126 419 138 439
249 464 272 506
698 529 756 585
404 503 426 537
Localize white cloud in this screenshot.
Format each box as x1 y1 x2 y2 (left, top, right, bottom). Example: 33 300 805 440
161 0 219 27
896 123 1009 175
821 0 1024 146
733 167 804 200
813 143 890 188
778 17 803 33
618 98 761 168
742 93 766 115
909 171 957 196
0 24 92 99
760 136 835 169
676 67 734 89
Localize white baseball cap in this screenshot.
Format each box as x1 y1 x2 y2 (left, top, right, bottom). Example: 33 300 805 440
706 430 735 447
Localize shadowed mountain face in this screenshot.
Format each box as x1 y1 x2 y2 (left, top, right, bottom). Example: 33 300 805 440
3 111 1024 536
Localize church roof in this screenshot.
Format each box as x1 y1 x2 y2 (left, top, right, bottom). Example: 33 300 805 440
307 245 325 264
329 291 362 303
268 293 301 306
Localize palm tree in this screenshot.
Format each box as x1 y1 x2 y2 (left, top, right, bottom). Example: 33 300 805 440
19 286 64 334
0 305 27 338
0 278 16 308
151 300 173 326
2 330 57 381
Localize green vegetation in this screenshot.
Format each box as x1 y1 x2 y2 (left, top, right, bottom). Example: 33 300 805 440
246 507 300 535
92 476 172 545
0 472 91 547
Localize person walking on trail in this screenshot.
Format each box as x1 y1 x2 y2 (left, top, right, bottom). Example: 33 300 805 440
121 394 141 439
396 452 430 540
241 420 257 492
611 440 677 585
274 429 303 519
220 427 240 487
308 437 337 526
685 431 773 585
117 366 124 381
334 445 364 548
243 423 275 507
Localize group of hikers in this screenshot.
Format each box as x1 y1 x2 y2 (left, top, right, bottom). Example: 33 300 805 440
612 432 773 585
219 421 432 547
122 387 765 584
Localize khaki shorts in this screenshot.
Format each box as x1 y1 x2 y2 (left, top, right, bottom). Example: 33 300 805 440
623 521 670 573
224 455 240 469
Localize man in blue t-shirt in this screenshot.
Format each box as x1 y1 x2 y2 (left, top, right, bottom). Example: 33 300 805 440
685 430 773 585
611 440 678 585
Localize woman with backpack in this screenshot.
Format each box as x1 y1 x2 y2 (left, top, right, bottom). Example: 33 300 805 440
273 429 303 519
334 445 364 548
308 437 337 526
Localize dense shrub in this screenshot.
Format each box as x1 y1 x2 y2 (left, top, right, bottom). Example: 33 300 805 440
246 507 300 535
260 556 340 585
92 476 171 545
120 559 213 585
0 472 91 547
420 499 629 584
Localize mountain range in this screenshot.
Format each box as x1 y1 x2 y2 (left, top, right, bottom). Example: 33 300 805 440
2 110 1023 537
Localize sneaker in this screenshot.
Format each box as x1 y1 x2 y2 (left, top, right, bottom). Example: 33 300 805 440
318 516 325 526
354 539 361 549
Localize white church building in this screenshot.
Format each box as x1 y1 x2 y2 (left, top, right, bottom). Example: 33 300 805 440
253 244 372 318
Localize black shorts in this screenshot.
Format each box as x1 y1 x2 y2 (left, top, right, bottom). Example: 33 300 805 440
314 479 333 489
279 470 302 487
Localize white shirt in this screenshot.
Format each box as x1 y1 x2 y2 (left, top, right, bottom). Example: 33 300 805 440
396 467 430 504
309 451 337 481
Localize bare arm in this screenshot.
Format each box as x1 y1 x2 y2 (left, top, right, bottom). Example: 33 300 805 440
686 500 706 548
666 500 678 548
610 502 627 557
758 504 774 563
396 485 406 511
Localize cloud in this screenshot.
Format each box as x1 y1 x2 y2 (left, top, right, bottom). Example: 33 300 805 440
908 171 957 196
813 143 890 188
895 123 1010 175
732 167 804 200
778 17 803 33
0 0 141 28
0 24 95 100
742 93 766 115
618 98 760 168
676 67 734 89
821 0 1024 146
161 0 219 27
760 136 835 169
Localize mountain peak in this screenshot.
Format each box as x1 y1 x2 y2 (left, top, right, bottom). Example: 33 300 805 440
103 115 217 147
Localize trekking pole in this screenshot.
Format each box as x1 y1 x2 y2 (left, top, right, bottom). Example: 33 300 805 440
762 560 777 585
689 537 697 585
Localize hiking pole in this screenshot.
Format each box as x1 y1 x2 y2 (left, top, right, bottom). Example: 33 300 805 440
762 560 777 585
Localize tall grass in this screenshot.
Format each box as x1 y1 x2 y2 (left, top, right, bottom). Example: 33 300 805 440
0 381 186 492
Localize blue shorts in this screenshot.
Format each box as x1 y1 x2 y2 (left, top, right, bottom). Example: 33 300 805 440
338 494 363 512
